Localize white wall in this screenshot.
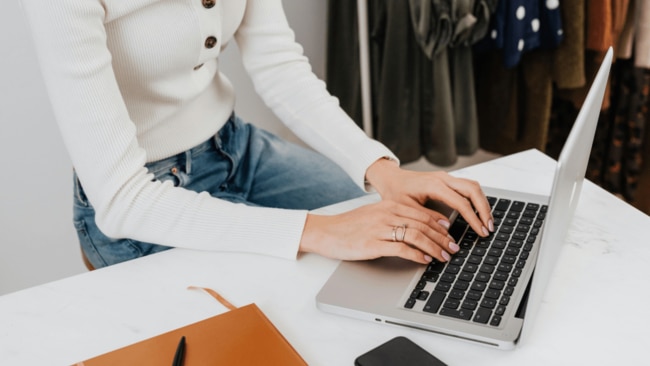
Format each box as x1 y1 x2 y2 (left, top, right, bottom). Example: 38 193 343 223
0 0 327 295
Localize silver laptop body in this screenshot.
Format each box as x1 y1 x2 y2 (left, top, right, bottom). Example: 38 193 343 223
316 48 613 350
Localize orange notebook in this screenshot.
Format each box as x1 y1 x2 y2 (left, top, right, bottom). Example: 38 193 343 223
75 287 307 366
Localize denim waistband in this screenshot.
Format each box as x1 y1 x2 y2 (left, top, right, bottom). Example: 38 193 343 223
145 113 238 174
75 113 239 193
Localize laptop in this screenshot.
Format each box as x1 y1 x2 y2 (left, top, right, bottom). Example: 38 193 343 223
316 48 613 350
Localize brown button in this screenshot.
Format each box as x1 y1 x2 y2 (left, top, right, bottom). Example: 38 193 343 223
193 63 204 71
202 0 215 9
204 36 217 49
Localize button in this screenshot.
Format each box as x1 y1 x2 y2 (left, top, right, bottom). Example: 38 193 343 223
193 63 204 71
202 0 216 8
204 36 217 49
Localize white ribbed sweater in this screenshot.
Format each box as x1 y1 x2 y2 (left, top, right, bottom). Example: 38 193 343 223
21 0 395 259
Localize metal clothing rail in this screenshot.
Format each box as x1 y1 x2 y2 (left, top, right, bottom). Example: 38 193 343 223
356 0 373 137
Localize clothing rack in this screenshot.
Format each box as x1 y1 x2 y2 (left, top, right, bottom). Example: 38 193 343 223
357 0 373 137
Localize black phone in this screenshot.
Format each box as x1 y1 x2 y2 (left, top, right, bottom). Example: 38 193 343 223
354 336 448 366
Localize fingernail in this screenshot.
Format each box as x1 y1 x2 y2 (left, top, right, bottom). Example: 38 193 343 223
441 251 451 262
488 219 495 232
482 226 490 236
448 242 460 253
438 219 450 229
424 255 433 262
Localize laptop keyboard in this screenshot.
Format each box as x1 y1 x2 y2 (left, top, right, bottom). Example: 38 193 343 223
404 197 547 327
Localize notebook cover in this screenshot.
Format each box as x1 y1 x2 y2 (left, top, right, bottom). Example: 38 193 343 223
76 304 307 365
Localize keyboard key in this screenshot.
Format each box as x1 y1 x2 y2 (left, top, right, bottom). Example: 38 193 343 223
445 265 461 274
497 263 513 273
463 264 479 273
490 315 502 327
489 280 505 290
448 220 468 242
470 282 487 292
453 280 470 291
422 271 439 282
499 296 511 306
440 308 473 320
475 273 490 282
405 298 416 309
473 308 492 324
480 298 497 309
479 264 495 274
443 298 461 309
467 255 483 265
510 201 525 212
448 290 465 299
506 211 521 219
522 210 537 218
462 299 478 310
435 282 451 292
495 305 506 315
526 203 540 211
423 291 446 313
503 218 518 226
427 260 446 273
495 199 511 211
440 273 456 282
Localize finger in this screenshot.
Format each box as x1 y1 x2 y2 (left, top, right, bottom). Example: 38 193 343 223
385 202 450 236
399 220 458 258
382 220 455 264
437 177 493 236
431 182 488 237
396 196 453 229
380 240 433 264
399 223 456 263
447 177 494 231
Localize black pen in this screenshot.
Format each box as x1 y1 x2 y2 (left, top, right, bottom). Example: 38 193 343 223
172 335 186 366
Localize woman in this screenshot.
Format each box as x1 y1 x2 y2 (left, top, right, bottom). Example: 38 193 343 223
21 0 493 269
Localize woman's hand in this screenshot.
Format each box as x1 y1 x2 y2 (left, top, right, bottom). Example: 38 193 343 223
365 158 494 238
299 200 459 264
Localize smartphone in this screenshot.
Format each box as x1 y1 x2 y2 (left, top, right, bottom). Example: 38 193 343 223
355 336 448 366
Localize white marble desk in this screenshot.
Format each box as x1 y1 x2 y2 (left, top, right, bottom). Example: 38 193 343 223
1 149 649 365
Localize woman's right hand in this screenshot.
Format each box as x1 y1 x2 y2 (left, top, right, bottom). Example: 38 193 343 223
299 200 460 264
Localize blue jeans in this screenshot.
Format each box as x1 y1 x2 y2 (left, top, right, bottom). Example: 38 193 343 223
73 114 365 268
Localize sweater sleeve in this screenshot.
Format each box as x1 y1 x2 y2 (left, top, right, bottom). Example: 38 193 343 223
20 0 306 260
234 0 398 189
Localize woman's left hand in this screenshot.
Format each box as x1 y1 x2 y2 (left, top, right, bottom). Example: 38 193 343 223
365 158 494 239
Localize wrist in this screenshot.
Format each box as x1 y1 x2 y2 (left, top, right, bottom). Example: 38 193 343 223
365 156 400 194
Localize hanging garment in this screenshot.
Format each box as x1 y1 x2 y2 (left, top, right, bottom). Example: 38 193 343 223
327 0 429 163
587 0 650 212
326 0 496 166
409 0 497 165
474 0 568 156
474 0 563 68
326 0 363 126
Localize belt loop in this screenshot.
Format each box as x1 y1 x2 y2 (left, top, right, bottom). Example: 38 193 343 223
185 149 192 175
